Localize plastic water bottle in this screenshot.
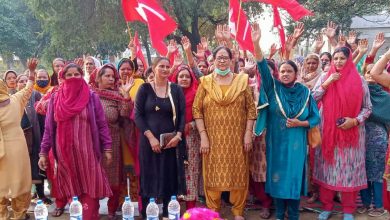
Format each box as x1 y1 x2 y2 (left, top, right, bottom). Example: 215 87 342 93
34 200 48 220
122 196 134 220
69 196 83 220
168 196 180 220
146 198 159 220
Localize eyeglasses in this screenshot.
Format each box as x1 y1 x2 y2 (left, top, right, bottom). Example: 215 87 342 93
216 56 231 62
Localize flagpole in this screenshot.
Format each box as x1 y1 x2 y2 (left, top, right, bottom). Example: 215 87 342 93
126 22 133 40
235 0 243 42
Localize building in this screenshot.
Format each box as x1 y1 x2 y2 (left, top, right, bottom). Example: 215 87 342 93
351 12 390 57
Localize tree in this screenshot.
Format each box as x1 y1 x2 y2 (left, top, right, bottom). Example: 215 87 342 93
0 0 44 69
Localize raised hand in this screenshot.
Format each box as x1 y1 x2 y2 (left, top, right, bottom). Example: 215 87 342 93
373 32 386 50
128 38 136 58
347 30 357 45
231 44 240 61
201 37 209 50
222 24 231 41
358 38 369 54
173 52 184 68
74 58 84 67
244 57 256 71
27 58 38 72
181 36 191 52
285 35 294 52
269 43 278 58
292 22 305 40
119 76 135 98
251 23 261 44
195 43 206 60
324 21 338 39
167 39 178 55
215 25 223 41
314 34 325 52
337 34 347 47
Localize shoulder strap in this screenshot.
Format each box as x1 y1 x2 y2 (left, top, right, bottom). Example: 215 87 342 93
168 82 176 127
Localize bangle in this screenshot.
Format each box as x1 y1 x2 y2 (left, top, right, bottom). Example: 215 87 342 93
354 118 360 126
199 129 206 134
246 129 252 133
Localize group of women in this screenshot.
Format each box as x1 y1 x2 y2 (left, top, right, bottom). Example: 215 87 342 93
1 20 390 220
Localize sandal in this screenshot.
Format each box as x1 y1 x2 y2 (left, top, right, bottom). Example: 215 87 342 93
51 207 65 217
259 208 271 219
368 208 387 217
357 205 369 214
307 192 319 204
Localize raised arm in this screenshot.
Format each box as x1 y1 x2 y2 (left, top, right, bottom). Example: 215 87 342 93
353 39 368 65
370 48 390 88
181 36 196 69
13 58 37 113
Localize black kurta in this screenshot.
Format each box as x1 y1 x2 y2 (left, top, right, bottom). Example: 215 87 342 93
135 83 186 198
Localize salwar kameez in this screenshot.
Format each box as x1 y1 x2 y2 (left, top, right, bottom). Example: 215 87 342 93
192 73 257 216
184 123 201 202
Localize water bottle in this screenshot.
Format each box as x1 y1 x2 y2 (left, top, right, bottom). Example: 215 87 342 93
168 196 180 220
69 196 83 220
145 198 159 220
122 196 134 220
34 200 48 220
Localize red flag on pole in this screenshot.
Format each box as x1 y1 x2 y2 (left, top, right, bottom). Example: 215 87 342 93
273 6 286 50
121 0 177 55
121 0 146 22
229 0 254 53
242 0 313 21
134 31 148 69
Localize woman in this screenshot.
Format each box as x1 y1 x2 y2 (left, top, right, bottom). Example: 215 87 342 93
369 48 390 213
93 64 135 219
4 70 18 94
300 54 322 90
192 45 257 220
34 69 52 95
85 56 101 82
356 64 390 217
312 46 372 220
144 67 155 83
17 74 53 204
50 58 65 86
0 60 36 219
38 63 113 219
170 64 200 210
135 57 186 218
118 58 142 101
251 24 320 220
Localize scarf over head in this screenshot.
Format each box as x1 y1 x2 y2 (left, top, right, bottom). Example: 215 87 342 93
93 64 126 102
0 79 10 103
321 47 363 163
170 65 198 123
54 63 90 173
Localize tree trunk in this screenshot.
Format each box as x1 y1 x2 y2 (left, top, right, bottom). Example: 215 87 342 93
142 37 152 66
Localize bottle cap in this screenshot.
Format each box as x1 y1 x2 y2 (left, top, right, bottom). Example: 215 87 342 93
72 196 78 201
149 198 155 203
36 200 43 205
125 196 130 202
171 196 177 200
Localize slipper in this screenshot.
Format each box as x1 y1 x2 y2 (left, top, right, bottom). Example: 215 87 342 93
259 208 271 219
318 211 332 220
368 208 387 217
51 208 65 217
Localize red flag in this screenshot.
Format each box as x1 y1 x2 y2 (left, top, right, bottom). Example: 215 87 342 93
121 0 177 55
121 0 146 22
229 0 254 53
242 0 313 21
273 6 286 50
134 31 148 69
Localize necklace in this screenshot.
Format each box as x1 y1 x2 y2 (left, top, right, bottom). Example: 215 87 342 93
152 81 169 111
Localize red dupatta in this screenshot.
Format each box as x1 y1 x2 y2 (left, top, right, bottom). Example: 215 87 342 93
54 64 90 175
170 65 198 123
321 47 363 163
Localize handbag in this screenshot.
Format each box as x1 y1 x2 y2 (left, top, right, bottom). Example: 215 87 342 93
308 126 321 148
159 132 177 148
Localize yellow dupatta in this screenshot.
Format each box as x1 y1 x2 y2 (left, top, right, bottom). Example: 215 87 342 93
200 72 249 106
